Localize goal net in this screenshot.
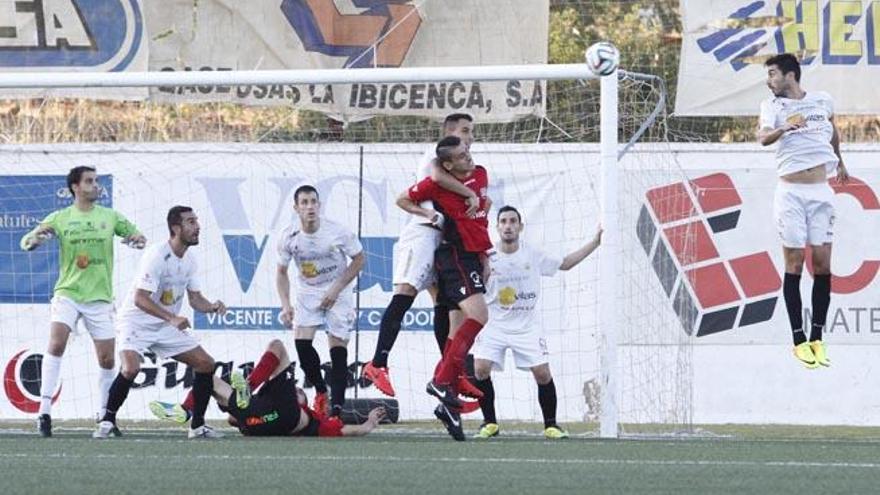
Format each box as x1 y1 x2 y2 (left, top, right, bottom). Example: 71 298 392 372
0 66 694 437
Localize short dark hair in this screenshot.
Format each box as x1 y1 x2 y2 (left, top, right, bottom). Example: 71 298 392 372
765 53 800 82
67 166 96 196
435 136 462 164
442 113 473 133
167 205 193 237
294 184 319 204
497 205 522 223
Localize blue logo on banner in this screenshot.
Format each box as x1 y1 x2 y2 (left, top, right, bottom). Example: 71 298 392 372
0 175 113 303
0 0 143 71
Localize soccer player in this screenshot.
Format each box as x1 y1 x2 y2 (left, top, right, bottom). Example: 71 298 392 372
758 53 848 368
152 339 387 438
364 113 485 399
20 166 145 437
93 206 226 439
397 135 492 441
471 206 602 439
276 185 365 417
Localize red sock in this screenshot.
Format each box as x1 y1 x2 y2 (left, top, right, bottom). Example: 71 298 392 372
182 390 194 413
433 339 454 377
434 319 483 385
248 351 280 389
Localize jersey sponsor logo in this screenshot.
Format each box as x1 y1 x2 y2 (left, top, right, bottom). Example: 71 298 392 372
159 289 174 306
640 173 782 336
498 286 537 307
3 350 62 413
280 0 422 68
694 1 880 72
0 0 144 71
245 410 280 426
75 252 90 269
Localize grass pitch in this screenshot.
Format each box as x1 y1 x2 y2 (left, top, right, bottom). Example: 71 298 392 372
3 421 880 495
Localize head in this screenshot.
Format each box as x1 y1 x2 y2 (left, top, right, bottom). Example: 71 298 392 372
765 53 801 97
293 185 320 223
435 136 473 174
496 206 523 244
67 166 100 202
442 113 474 149
167 206 200 245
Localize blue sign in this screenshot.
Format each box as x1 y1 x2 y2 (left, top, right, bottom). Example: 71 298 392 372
0 174 113 303
194 306 435 332
0 0 143 71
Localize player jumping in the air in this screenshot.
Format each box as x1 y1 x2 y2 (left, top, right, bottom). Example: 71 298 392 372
758 53 848 369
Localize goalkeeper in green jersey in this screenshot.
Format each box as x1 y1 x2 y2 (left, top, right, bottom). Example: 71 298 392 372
20 166 145 437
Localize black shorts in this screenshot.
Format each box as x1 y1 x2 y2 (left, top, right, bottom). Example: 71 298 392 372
228 370 300 437
434 243 485 306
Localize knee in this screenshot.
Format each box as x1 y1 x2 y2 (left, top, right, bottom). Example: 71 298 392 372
532 367 553 385
120 359 140 380
194 357 216 374
97 355 115 370
268 339 284 354
473 360 492 381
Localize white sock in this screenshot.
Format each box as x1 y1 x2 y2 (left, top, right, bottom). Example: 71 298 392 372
97 367 116 419
39 354 63 416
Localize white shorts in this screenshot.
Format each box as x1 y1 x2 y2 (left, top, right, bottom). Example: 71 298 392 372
294 289 356 340
773 181 836 248
472 325 549 372
50 295 115 340
392 222 442 292
119 323 200 359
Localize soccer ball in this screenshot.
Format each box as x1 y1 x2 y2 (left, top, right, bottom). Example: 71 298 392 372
585 41 620 76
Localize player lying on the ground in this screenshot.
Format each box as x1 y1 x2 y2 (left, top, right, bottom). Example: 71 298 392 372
151 339 386 437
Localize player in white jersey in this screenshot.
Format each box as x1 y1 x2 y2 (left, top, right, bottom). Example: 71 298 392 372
276 185 365 417
471 206 601 439
94 206 227 439
758 53 848 369
363 113 486 400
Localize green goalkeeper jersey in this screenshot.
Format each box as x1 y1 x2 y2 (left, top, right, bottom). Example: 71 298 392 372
22 205 139 303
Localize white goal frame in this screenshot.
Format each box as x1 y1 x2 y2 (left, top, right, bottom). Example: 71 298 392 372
0 63 621 437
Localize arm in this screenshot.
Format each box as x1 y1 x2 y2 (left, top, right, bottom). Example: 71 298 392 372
187 289 226 315
432 164 479 216
320 251 365 310
340 407 386 437
134 289 190 330
276 264 294 327
559 228 603 271
20 223 56 251
757 122 802 146
396 191 443 226
114 211 146 249
830 117 849 183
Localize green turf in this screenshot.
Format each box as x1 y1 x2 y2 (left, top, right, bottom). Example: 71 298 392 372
3 422 880 495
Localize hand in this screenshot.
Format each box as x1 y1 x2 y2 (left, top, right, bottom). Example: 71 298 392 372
124 234 146 249
429 210 445 229
366 407 387 427
23 229 54 251
781 121 805 133
320 287 340 311
280 306 294 328
211 300 227 315
168 315 191 331
836 163 850 184
464 194 479 218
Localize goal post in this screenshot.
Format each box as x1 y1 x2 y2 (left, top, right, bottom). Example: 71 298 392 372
0 63 692 438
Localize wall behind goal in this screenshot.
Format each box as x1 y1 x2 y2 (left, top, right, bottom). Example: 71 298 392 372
1 143 879 425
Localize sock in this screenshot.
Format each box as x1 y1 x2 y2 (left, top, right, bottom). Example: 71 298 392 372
434 319 483 385
475 377 497 424
295 339 327 394
190 372 213 429
433 304 450 353
372 294 415 368
101 374 133 424
329 346 348 410
433 339 453 377
97 367 115 419
538 380 558 428
38 353 62 415
783 273 806 345
810 274 831 342
248 351 280 389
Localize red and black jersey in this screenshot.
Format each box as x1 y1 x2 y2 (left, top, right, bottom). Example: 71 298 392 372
407 165 492 253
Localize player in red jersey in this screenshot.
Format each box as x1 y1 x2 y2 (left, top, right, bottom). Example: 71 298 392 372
396 135 492 441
